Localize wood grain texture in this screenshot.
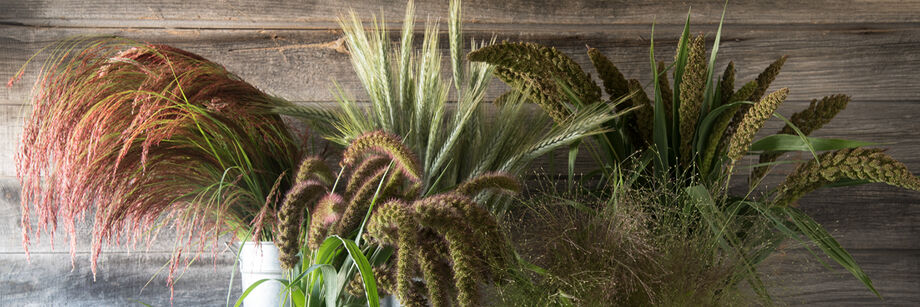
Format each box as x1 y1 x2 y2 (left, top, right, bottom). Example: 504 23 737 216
4 25 920 103
3 0 920 29
1 0 919 306
0 253 240 306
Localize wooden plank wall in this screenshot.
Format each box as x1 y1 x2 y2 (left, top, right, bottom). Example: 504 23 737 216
1 0 919 305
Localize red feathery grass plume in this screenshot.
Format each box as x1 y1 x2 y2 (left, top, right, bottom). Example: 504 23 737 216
12 37 299 291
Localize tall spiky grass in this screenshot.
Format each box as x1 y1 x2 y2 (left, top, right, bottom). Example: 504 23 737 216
12 38 300 289
275 0 619 215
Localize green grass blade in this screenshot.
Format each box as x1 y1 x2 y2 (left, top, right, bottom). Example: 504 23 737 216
650 23 671 175
671 10 692 162
694 101 751 155
233 279 273 307
700 1 727 116
750 134 877 153
329 236 380 307
567 141 579 191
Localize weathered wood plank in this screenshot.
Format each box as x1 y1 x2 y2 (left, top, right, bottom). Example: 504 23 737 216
3 0 920 29
762 248 920 306
4 25 920 105
0 253 240 306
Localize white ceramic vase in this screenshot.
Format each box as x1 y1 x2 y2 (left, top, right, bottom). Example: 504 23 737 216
238 241 285 307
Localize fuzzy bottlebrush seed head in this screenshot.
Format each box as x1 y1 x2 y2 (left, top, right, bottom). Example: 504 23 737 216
345 155 391 197
774 148 920 206
364 191 514 307
679 34 708 165
13 38 299 286
727 88 789 161
295 156 335 186
307 193 345 250
455 172 521 197
277 180 328 269
342 131 421 183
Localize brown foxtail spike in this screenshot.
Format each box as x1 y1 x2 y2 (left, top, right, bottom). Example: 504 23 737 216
277 181 328 269
307 193 345 250
657 61 674 120
342 131 421 183
627 79 655 147
294 156 335 186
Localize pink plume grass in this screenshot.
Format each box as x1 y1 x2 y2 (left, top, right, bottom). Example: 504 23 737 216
13 37 300 291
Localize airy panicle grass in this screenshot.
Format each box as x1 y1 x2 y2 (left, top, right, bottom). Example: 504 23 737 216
12 38 300 290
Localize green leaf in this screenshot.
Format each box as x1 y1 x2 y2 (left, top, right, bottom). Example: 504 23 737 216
650 23 671 175
695 101 751 155
567 141 579 191
234 279 273 307
328 236 380 307
671 10 693 163
700 1 727 116
750 135 877 153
